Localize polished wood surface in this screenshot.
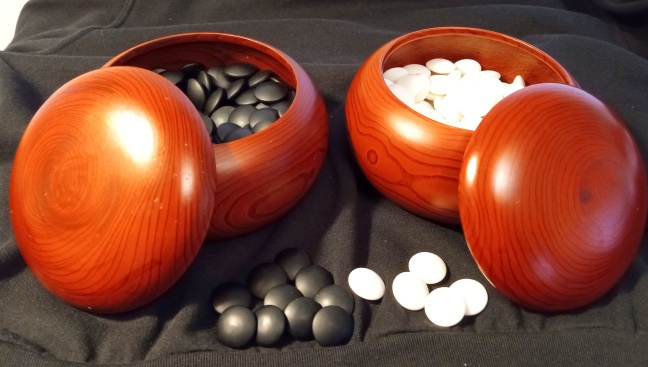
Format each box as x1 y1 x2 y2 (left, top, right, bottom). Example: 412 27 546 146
346 27 577 224
459 84 647 312
9 66 217 313
106 33 328 239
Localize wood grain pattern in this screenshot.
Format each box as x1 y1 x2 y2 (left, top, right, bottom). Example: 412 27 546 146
346 27 577 223
9 66 216 313
105 33 328 239
459 84 647 312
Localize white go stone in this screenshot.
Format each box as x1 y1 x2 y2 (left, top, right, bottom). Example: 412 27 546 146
408 252 447 284
447 69 462 82
425 58 456 74
512 74 526 87
460 115 483 131
480 70 502 79
450 279 488 316
424 287 466 327
383 67 408 82
348 268 386 301
502 82 524 98
392 272 429 311
429 74 455 95
396 74 429 103
454 73 504 118
403 63 432 76
409 100 434 113
454 59 482 75
384 78 394 86
420 107 446 123
388 83 415 105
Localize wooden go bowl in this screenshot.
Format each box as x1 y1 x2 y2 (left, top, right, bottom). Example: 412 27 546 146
345 27 577 224
10 33 327 314
105 33 329 240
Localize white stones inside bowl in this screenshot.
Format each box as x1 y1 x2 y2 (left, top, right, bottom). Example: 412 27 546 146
383 58 526 131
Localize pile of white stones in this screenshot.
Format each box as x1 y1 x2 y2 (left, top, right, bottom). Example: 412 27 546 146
384 58 526 130
347 252 488 328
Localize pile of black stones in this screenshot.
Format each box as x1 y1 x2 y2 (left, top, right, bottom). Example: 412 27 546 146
152 61 295 143
211 248 355 349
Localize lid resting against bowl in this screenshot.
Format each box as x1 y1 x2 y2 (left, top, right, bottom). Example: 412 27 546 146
458 83 647 312
9 66 217 313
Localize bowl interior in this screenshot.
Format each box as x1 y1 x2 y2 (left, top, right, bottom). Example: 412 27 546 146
383 29 573 85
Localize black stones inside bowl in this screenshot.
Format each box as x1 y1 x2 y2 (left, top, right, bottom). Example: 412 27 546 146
248 69 273 88
204 88 226 116
211 106 235 127
254 81 289 103
148 61 294 144
225 62 258 79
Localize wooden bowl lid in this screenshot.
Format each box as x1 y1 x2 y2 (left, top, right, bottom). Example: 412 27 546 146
458 83 647 312
9 66 217 313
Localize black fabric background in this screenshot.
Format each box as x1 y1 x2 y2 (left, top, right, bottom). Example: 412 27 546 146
1 1 648 366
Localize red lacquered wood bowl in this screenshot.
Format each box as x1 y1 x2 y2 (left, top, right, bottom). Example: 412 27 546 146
9 66 216 313
346 27 577 224
104 33 328 239
459 84 647 312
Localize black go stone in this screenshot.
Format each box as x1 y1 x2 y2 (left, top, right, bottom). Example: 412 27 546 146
314 284 355 314
255 305 286 347
223 127 253 143
249 108 279 128
264 284 303 311
197 70 212 93
207 66 232 90
247 262 288 299
226 78 247 100
201 114 215 136
312 306 353 347
235 89 259 105
211 106 236 127
216 122 241 142
294 265 334 298
274 248 310 281
284 297 321 341
248 69 274 88
224 62 258 79
251 120 274 134
211 281 253 314
270 100 291 117
185 78 206 110
160 70 185 88
204 88 225 116
254 81 288 103
181 62 204 78
229 105 256 128
216 305 256 349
